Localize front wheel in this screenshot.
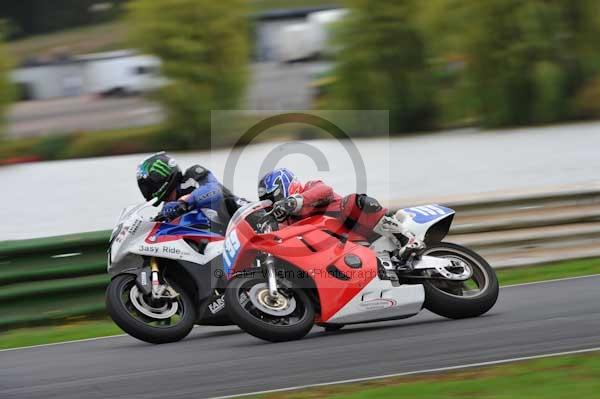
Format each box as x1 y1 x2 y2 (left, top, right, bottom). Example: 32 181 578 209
421 242 499 319
225 272 315 342
106 274 197 344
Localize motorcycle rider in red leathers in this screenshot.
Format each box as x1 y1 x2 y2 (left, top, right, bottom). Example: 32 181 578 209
257 168 423 271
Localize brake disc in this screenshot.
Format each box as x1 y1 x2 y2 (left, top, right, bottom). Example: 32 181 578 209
247 283 297 317
130 285 179 319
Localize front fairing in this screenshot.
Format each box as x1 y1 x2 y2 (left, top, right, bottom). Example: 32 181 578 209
108 202 224 274
108 201 158 272
223 200 272 275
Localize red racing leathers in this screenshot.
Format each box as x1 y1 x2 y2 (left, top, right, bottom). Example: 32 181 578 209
287 180 387 239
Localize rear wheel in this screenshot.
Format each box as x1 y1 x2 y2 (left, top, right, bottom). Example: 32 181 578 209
225 272 315 342
421 242 499 319
106 274 196 344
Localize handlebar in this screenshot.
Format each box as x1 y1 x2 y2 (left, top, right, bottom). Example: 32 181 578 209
153 214 168 222
259 208 281 233
152 202 190 223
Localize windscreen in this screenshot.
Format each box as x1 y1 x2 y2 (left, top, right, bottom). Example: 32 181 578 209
226 200 272 236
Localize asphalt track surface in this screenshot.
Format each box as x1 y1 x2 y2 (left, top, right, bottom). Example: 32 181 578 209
2 276 599 399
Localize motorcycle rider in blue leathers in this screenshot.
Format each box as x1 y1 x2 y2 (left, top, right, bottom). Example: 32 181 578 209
136 152 247 230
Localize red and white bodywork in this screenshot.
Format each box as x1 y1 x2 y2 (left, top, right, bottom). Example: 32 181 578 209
223 201 455 325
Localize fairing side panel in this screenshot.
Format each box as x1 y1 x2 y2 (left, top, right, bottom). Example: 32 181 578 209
325 277 425 324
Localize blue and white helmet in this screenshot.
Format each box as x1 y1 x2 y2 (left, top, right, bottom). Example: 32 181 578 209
258 168 300 203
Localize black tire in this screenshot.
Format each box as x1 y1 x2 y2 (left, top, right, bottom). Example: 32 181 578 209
421 242 499 319
106 274 197 344
225 273 315 342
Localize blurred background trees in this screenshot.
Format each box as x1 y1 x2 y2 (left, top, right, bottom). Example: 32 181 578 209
1 0 600 152
447 0 600 127
329 0 600 131
330 0 437 133
0 33 13 136
127 0 249 147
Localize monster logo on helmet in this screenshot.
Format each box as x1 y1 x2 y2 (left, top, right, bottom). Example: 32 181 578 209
136 152 182 203
149 160 172 178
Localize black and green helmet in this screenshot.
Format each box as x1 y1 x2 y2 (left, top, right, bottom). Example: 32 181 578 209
136 152 182 204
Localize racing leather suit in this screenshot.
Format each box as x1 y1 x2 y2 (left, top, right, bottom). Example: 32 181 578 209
175 165 248 226
286 180 387 239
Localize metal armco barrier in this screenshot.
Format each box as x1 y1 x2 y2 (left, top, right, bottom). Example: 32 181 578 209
1 187 600 330
0 231 109 330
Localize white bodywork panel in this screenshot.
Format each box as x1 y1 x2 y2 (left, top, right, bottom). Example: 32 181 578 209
398 204 455 241
325 277 424 324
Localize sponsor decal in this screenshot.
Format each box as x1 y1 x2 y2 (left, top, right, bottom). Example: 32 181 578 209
139 243 192 258
223 229 241 272
141 271 148 286
128 219 142 235
208 296 225 314
360 298 397 310
162 246 182 255
139 245 159 254
198 190 217 201
239 292 250 307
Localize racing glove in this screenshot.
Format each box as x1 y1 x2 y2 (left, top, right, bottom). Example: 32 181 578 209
272 196 301 222
160 201 189 221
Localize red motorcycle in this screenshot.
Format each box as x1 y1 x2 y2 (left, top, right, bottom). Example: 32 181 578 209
223 201 499 342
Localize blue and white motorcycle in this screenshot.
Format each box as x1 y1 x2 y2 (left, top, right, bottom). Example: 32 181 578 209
105 200 231 344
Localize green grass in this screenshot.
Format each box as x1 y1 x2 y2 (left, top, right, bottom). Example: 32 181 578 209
249 351 600 399
496 257 600 286
0 319 122 350
1 257 599 350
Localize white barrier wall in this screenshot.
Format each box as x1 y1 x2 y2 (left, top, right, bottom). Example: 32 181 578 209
11 50 165 100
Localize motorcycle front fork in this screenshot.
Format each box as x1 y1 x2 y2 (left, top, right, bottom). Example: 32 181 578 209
263 254 279 298
149 258 178 299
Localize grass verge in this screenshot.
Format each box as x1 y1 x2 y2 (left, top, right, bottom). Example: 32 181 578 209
249 351 600 399
1 257 599 350
496 257 600 286
0 318 122 350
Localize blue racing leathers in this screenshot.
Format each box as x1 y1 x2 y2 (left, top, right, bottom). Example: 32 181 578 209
173 165 247 225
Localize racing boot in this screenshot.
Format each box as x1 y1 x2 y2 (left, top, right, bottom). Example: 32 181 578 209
374 213 425 271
